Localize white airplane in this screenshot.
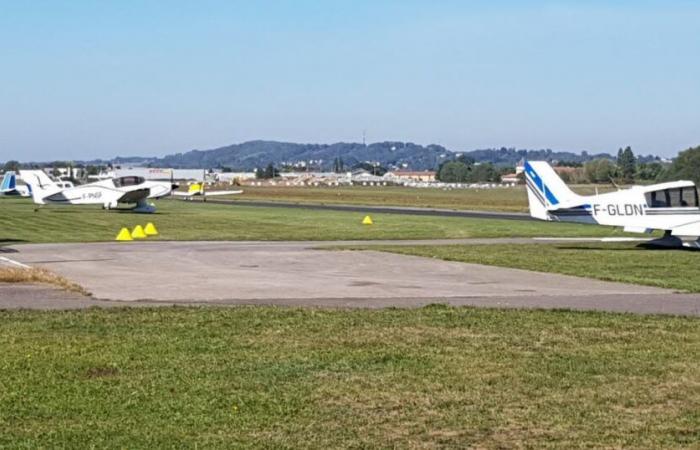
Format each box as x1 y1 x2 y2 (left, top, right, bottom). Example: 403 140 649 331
172 182 242 200
0 171 31 197
525 161 700 248
20 170 174 213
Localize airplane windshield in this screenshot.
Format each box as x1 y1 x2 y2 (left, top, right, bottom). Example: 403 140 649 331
645 187 699 208
113 176 145 188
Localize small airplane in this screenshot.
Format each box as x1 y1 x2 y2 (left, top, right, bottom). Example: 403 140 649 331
172 182 242 200
20 170 175 213
0 171 31 197
524 161 700 248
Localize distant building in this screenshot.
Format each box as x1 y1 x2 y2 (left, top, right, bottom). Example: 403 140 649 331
216 172 257 183
386 170 436 182
501 173 520 185
115 167 206 181
42 167 82 179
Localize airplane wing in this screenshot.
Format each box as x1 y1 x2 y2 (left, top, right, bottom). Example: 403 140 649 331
203 190 243 197
117 188 150 203
172 189 243 197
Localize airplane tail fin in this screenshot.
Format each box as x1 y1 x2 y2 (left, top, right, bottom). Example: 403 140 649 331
18 170 61 205
523 161 581 220
1 171 17 192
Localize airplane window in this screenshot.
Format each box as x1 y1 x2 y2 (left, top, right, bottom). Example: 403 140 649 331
668 189 682 207
113 176 145 188
646 187 700 208
645 190 669 207
681 187 699 207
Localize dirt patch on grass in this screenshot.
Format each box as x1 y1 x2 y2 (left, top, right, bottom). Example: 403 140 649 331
0 267 88 295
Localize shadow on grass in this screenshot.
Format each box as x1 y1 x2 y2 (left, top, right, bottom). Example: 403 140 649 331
36 206 166 215
553 244 700 253
0 239 26 253
636 243 700 252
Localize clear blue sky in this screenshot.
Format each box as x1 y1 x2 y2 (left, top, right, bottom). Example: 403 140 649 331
1 1 698 161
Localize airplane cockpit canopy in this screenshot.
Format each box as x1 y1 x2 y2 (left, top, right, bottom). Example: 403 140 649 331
112 176 145 188
645 186 699 208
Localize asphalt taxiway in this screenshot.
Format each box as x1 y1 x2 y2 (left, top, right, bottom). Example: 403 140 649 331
2 239 699 315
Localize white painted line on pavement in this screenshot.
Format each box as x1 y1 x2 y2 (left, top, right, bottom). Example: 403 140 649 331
600 237 650 242
0 256 31 269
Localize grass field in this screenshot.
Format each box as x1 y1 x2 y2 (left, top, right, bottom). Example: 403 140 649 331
230 185 531 211
0 197 632 244
222 184 615 212
0 306 698 448
356 243 700 292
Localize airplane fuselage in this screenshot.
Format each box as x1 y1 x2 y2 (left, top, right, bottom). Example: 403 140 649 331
20 171 174 213
524 160 700 240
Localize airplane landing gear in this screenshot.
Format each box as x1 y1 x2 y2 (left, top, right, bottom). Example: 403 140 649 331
644 230 684 248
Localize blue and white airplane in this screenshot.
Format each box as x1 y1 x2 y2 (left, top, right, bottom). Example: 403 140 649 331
0 171 31 197
524 161 700 248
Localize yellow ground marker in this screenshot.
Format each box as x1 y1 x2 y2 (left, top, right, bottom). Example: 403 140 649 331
115 228 133 241
144 222 159 236
362 215 373 225
131 225 147 239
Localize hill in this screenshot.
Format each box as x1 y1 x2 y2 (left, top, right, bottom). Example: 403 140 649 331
13 141 660 171
142 141 617 171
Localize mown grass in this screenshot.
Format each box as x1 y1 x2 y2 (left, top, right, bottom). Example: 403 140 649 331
0 306 698 448
232 185 531 211
226 185 616 212
360 243 700 292
0 197 631 244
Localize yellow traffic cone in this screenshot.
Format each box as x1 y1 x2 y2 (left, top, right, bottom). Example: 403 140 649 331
131 225 147 239
144 222 159 236
362 215 373 225
115 228 133 241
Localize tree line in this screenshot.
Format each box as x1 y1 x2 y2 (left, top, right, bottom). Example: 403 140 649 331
558 145 700 186
435 156 501 183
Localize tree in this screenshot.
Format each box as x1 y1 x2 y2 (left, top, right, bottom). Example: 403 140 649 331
455 155 475 166
437 161 470 182
616 146 636 183
68 162 76 183
636 162 663 181
465 163 500 183
3 160 19 172
333 157 345 173
664 146 700 185
257 163 279 179
584 158 616 183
